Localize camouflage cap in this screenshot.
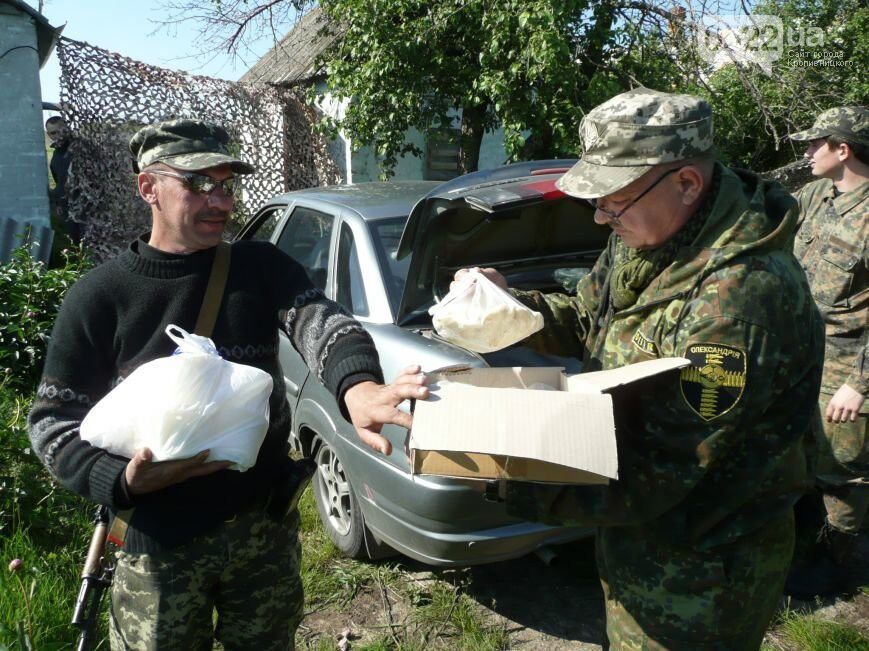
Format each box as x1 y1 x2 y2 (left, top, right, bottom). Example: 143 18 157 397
556 87 714 199
129 118 255 174
790 106 869 146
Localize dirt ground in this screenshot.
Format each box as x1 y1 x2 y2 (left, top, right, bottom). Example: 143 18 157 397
299 535 869 650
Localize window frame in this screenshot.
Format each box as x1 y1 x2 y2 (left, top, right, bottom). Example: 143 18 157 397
275 202 339 297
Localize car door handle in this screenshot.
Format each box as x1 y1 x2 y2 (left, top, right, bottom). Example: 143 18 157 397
284 375 300 396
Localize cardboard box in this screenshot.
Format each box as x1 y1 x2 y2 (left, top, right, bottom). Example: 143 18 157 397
410 357 690 484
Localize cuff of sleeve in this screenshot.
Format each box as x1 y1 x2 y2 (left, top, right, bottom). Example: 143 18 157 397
89 454 130 508
323 349 384 398
511 289 542 310
114 470 135 509
846 374 869 396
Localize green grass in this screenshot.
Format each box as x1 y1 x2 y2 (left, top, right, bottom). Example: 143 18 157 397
1 387 98 650
297 487 508 650
763 608 869 651
1 520 99 651
408 579 510 650
3 387 865 651
298 487 396 607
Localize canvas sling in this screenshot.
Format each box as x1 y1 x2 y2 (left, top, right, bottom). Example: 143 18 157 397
106 240 232 548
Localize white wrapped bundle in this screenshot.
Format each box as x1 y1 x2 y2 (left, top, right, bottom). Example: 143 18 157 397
80 325 273 471
429 270 544 353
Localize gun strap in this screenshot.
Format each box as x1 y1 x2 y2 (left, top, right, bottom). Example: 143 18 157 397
194 241 232 338
106 240 233 549
106 508 133 548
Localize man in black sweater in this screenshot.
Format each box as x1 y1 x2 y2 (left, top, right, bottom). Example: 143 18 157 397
28 119 427 650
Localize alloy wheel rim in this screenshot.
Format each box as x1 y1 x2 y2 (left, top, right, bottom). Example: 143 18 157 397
316 444 353 536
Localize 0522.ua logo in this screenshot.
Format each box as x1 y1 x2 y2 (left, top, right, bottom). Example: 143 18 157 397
695 14 784 74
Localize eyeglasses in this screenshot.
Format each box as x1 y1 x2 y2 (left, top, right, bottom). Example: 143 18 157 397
148 170 238 196
586 166 684 223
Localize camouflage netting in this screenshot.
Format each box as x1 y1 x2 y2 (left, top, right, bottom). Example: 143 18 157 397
57 36 341 262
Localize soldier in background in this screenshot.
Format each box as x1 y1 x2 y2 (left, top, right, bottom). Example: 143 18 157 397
45 115 80 244
786 107 868 598
456 88 824 648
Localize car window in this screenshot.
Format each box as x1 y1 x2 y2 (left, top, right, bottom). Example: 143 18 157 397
246 206 286 242
335 222 369 317
368 217 410 315
276 206 335 291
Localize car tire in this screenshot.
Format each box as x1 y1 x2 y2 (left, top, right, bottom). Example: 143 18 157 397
312 437 367 559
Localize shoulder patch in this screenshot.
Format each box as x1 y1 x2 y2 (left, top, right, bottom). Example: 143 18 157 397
679 343 746 421
631 329 659 356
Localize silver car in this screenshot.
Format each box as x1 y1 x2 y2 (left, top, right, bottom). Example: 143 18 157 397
236 161 610 566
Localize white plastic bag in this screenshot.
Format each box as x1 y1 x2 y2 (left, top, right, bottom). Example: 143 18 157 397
80 325 273 471
429 270 544 353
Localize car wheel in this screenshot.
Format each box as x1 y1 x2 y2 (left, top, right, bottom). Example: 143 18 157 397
312 438 367 558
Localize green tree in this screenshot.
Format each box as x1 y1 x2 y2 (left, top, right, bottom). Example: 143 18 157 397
163 0 866 176
683 0 868 169
315 0 698 176
163 0 690 176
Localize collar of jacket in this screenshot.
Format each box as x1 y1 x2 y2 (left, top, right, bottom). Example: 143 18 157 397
614 163 799 313
824 177 869 216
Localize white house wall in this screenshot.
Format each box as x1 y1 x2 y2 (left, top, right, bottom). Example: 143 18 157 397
313 84 517 182
479 125 512 171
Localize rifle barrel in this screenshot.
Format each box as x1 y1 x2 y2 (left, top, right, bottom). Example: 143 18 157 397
71 505 112 649
82 520 108 578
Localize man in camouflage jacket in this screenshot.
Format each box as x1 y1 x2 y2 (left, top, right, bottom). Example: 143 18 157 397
786 107 868 598
458 88 824 649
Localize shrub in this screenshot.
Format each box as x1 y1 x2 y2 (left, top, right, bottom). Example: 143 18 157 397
0 387 89 538
0 246 92 394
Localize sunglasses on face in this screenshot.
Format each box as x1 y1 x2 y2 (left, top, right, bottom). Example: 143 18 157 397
148 170 239 196
585 166 684 222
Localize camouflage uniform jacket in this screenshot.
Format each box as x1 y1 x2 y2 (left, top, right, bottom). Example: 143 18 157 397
507 164 824 549
793 178 868 396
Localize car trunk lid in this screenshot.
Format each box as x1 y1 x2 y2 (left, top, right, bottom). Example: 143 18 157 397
395 161 611 326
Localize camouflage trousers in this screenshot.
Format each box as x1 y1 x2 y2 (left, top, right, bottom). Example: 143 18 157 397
596 512 794 650
109 509 303 651
814 394 868 534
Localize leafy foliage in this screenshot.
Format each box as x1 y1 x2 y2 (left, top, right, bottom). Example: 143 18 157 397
318 0 869 176
0 246 92 395
167 0 865 177
699 0 869 169
0 246 97 647
314 0 689 176
0 388 90 543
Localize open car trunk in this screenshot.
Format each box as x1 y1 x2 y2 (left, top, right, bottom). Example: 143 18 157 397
396 160 612 328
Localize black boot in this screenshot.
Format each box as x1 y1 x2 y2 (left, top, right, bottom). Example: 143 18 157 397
784 520 858 599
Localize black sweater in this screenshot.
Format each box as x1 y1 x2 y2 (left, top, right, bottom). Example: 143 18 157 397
28 237 382 552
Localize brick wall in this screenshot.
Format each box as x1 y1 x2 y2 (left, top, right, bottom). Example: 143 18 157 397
0 8 51 237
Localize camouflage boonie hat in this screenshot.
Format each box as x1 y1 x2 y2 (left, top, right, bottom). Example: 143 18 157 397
557 87 714 199
129 118 255 174
790 107 869 146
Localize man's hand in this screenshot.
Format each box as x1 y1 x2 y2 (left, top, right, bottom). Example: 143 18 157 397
343 365 430 455
125 448 232 496
825 383 865 423
452 267 509 292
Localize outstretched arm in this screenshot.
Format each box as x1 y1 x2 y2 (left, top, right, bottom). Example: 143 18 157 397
343 365 429 455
